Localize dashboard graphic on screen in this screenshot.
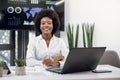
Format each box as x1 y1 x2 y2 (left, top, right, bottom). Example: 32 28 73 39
0 0 64 30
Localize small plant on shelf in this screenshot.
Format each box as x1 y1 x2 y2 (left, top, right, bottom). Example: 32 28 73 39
15 58 26 75
0 61 4 77
0 61 4 67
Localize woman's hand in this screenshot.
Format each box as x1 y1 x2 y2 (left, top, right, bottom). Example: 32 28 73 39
42 55 64 67
52 61 60 67
42 58 60 67
42 58 53 66
52 54 64 67
54 54 64 62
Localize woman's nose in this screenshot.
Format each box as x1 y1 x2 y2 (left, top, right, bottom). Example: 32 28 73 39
44 23 49 27
44 23 50 27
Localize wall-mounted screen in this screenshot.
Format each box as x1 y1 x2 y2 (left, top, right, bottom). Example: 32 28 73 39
0 0 64 31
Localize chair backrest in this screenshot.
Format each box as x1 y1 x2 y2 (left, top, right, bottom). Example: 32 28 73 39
99 50 120 68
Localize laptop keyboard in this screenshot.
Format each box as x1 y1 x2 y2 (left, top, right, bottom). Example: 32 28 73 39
46 67 62 72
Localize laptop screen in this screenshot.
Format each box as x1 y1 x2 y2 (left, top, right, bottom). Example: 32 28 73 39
61 47 106 74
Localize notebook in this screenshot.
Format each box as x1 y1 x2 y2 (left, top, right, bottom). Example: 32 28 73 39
46 47 106 74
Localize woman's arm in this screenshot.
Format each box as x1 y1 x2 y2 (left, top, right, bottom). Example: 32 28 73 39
26 38 43 66
59 39 69 66
42 39 69 67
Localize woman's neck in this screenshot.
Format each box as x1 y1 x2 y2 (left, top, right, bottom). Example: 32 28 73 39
42 34 52 47
42 34 52 41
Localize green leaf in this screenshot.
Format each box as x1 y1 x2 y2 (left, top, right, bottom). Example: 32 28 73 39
82 23 86 48
15 58 24 67
82 23 95 48
0 61 4 67
66 24 79 49
75 24 79 48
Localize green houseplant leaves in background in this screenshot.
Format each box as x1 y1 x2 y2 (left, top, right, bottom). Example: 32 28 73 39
66 24 79 49
66 23 95 48
82 23 95 48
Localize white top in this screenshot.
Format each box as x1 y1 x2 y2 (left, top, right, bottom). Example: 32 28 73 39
26 35 69 66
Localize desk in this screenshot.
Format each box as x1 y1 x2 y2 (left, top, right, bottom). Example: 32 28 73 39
0 65 120 80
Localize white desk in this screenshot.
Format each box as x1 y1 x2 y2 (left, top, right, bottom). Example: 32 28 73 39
1 65 120 80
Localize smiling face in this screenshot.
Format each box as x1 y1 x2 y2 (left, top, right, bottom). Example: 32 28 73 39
40 17 53 35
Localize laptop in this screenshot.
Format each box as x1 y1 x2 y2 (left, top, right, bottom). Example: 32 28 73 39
46 47 106 74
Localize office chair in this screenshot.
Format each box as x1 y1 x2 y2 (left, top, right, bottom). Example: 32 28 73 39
99 50 120 68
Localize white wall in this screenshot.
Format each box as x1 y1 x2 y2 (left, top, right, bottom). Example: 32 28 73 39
60 0 120 57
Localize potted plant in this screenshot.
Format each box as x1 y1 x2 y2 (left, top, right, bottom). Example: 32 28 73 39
82 23 95 48
15 58 26 75
0 61 4 77
66 23 79 49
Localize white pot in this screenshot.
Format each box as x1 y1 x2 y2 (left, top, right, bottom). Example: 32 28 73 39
0 67 3 77
15 66 26 75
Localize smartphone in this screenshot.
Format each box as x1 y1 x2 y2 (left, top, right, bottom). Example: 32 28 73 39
92 69 112 73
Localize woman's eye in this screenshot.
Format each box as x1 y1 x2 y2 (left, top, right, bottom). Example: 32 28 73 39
41 23 45 25
48 22 52 24
41 22 52 25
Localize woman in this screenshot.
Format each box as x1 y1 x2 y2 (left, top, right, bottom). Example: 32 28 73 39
26 9 69 67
